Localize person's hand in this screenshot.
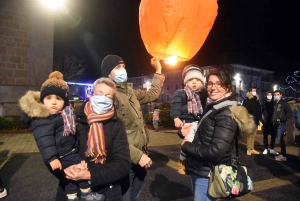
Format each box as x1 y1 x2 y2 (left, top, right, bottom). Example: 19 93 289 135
180 123 192 136
138 154 153 168
151 58 162 74
49 159 62 171
174 118 184 128
64 164 91 181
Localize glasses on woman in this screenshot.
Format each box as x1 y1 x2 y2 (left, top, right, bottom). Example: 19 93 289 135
206 82 223 89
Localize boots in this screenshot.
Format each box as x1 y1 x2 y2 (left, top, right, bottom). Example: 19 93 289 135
177 159 186 175
247 149 260 155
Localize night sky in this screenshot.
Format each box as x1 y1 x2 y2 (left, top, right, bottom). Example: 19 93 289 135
54 0 300 83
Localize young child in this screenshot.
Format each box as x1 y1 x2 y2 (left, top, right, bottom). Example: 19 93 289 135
170 65 206 174
152 105 160 132
19 71 104 201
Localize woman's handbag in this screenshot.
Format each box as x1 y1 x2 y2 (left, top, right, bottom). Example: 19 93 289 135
208 136 253 198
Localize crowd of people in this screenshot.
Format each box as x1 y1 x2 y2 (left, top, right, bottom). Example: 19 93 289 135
0 54 298 201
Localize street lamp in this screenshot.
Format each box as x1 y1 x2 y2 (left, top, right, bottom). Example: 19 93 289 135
273 85 278 91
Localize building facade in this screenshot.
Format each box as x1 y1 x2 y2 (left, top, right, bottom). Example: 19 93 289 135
0 0 54 117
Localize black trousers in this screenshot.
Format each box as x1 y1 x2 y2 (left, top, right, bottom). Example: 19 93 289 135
263 123 276 149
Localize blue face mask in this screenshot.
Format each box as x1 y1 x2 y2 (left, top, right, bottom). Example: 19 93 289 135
113 69 127 83
91 95 113 114
274 95 280 101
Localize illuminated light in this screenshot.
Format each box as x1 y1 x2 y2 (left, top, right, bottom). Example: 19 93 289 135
41 0 65 11
164 56 178 65
139 0 218 61
234 73 240 81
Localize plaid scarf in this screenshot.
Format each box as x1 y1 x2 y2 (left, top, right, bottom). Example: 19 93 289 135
60 105 76 136
184 86 203 116
84 101 114 164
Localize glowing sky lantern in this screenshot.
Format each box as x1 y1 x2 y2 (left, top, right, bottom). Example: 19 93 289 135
139 0 218 64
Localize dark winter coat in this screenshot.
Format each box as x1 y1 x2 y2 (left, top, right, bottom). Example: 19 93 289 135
272 98 293 126
262 98 274 124
242 92 262 125
56 101 131 200
181 96 256 178
19 91 77 164
170 89 208 123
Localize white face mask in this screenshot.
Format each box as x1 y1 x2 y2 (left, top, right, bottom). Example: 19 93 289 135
91 95 113 114
251 92 257 96
113 69 127 83
267 96 272 100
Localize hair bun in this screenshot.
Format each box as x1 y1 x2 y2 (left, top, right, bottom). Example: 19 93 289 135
49 71 63 80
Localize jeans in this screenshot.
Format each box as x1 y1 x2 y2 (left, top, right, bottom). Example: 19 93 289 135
275 125 286 157
122 163 147 201
263 123 276 149
190 175 216 201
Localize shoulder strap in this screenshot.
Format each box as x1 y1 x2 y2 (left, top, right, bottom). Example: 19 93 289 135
197 100 237 129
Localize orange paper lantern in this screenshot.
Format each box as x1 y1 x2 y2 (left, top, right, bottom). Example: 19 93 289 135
139 0 218 62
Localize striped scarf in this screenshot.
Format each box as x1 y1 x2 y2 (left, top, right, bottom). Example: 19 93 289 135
184 86 203 116
84 101 115 164
60 105 76 136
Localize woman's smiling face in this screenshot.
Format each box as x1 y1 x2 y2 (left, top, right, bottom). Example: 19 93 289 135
206 75 228 101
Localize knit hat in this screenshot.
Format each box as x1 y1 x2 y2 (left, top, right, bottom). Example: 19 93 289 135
101 55 125 77
40 71 69 107
182 64 204 85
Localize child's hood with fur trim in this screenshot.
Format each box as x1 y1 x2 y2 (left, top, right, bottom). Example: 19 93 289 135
19 91 50 118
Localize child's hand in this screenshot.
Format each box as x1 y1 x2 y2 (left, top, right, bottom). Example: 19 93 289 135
174 118 183 128
50 159 62 171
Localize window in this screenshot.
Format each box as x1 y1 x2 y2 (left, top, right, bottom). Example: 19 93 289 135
167 84 170 90
166 94 170 101
160 94 164 101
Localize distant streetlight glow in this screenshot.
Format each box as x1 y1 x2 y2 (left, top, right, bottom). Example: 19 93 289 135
273 85 278 91
164 55 178 65
41 0 65 10
234 73 240 81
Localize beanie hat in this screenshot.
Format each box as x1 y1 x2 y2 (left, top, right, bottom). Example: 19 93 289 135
40 71 69 107
182 64 204 85
101 55 125 77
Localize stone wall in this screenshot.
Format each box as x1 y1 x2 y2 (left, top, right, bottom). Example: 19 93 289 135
0 0 54 117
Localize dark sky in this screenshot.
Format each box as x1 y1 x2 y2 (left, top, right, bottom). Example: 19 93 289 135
54 0 300 82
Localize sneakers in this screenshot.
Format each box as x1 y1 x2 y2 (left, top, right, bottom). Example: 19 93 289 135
177 159 186 175
262 149 268 155
275 154 287 161
0 188 7 198
68 197 80 201
81 190 105 201
270 149 279 155
247 149 260 155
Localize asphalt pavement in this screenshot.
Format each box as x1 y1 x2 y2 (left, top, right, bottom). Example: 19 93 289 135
0 128 300 201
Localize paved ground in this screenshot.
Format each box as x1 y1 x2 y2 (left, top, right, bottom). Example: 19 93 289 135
0 128 300 200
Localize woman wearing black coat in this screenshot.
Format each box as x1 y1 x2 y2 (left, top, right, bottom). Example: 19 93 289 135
181 67 256 201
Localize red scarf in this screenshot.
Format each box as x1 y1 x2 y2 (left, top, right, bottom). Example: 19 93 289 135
84 101 114 164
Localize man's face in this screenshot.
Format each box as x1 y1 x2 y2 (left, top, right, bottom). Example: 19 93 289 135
108 64 125 79
251 88 257 93
274 92 282 99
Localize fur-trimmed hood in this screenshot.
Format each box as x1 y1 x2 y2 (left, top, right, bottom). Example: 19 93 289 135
19 91 50 118
246 91 260 100
229 103 257 138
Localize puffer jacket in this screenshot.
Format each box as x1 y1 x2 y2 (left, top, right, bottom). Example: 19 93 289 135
170 88 208 123
114 73 165 164
19 91 77 164
242 92 262 125
181 96 256 178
